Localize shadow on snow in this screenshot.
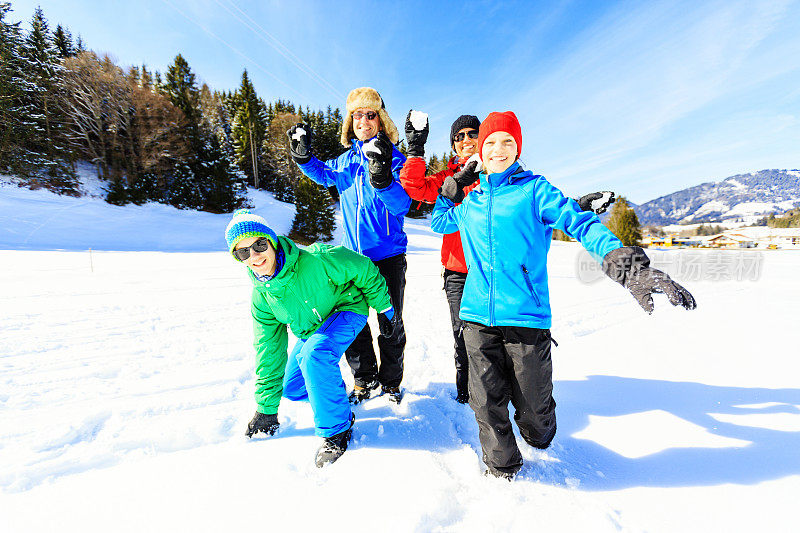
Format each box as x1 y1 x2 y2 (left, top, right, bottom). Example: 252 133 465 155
276 377 800 490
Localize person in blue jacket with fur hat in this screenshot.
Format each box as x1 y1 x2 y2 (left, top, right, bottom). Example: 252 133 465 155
286 87 411 404
431 111 697 480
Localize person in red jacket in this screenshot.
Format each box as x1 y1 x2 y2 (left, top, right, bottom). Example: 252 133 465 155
400 112 616 404
400 113 482 403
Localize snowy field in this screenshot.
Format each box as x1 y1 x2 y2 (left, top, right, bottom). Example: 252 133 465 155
2 182 800 532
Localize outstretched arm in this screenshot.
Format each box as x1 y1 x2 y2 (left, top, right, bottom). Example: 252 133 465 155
287 123 351 190
575 191 615 214
602 246 697 314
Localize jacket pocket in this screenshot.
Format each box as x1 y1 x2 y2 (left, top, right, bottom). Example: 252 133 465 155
521 265 542 307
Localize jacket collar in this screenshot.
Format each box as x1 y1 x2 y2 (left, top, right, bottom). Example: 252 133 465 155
448 156 461 172
479 161 526 189
350 136 379 155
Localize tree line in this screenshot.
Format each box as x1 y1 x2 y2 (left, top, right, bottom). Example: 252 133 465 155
2 3 643 244
1 3 352 243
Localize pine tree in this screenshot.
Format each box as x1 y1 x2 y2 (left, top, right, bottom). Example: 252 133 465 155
52 24 73 58
162 55 245 211
167 161 202 209
230 69 267 187
198 133 248 213
18 6 76 192
605 196 642 245
74 34 85 54
427 153 440 173
163 54 201 148
0 2 29 173
289 175 335 244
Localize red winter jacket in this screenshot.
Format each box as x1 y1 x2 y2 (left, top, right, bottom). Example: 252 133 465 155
399 156 479 273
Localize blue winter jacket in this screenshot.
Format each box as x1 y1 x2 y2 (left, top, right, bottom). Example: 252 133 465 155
298 139 411 261
431 162 622 329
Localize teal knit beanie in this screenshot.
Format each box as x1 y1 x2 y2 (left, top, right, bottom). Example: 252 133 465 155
224 209 278 256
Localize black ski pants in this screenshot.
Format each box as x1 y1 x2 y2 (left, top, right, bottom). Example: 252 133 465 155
443 269 469 399
345 253 407 388
462 322 557 474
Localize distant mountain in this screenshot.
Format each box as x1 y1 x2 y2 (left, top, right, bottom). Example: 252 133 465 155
634 169 800 225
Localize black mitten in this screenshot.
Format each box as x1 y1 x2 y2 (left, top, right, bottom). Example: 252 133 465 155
245 411 279 438
364 131 395 189
404 110 429 158
602 246 697 314
286 123 313 165
576 191 615 214
440 159 480 203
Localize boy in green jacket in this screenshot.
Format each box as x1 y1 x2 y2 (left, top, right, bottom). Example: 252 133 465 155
226 210 395 467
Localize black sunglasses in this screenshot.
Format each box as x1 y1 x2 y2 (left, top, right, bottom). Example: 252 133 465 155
233 237 271 262
453 130 479 142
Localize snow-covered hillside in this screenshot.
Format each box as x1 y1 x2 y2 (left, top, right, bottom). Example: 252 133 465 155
1 182 799 532
635 169 800 225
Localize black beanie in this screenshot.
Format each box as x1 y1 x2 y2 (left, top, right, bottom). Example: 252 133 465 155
450 115 481 149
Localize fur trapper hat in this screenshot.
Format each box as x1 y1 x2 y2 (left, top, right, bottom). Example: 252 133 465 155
341 87 399 147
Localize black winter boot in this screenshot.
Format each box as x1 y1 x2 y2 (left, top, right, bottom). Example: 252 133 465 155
315 414 355 468
484 466 518 481
348 379 379 405
382 385 404 404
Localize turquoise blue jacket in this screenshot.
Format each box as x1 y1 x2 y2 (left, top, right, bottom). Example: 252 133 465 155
298 139 411 261
431 162 622 328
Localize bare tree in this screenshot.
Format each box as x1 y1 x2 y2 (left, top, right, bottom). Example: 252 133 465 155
62 52 188 187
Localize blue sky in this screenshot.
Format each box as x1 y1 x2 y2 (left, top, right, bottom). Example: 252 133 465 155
9 0 800 203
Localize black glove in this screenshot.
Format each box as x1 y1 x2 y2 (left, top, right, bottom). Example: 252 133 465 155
378 308 397 337
364 131 395 189
576 191 615 214
603 246 697 314
286 123 312 165
440 159 480 203
245 411 279 438
404 110 429 158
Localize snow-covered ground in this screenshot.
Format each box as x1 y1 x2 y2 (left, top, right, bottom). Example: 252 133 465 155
2 181 799 532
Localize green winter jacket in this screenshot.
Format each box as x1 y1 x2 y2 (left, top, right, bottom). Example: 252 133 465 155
249 236 392 414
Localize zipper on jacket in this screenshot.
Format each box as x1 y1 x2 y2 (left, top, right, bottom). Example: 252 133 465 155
521 265 542 307
356 144 364 253
488 183 495 326
386 209 390 236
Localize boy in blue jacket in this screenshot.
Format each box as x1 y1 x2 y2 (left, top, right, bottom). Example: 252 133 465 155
286 87 411 404
431 111 697 479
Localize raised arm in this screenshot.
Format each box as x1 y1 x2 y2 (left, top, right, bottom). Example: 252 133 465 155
364 133 412 216
287 123 350 190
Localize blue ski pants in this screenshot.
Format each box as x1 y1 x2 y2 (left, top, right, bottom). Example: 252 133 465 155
282 311 367 438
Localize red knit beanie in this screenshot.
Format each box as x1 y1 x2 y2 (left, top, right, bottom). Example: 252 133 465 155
477 111 522 159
